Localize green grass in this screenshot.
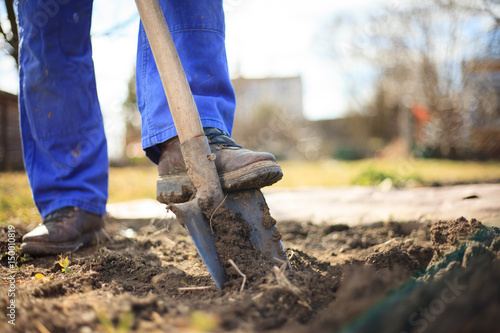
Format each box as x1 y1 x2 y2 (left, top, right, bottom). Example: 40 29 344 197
0 172 41 226
108 165 157 203
0 166 159 226
275 159 500 188
1 159 500 225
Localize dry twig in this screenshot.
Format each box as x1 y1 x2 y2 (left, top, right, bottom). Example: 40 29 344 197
267 265 312 310
34 320 51 333
209 194 228 233
100 228 114 243
178 286 214 291
228 259 246 293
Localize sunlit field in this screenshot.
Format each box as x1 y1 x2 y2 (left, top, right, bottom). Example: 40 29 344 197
2 158 500 225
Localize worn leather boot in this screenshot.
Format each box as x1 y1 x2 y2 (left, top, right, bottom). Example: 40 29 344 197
21 207 105 256
157 127 283 204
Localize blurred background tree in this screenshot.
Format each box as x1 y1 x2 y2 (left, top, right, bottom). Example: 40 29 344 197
323 0 499 160
0 0 18 66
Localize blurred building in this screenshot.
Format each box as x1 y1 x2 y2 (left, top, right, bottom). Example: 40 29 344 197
231 76 303 121
0 90 23 170
231 76 308 159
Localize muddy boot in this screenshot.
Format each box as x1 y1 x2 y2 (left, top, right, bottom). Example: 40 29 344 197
21 207 105 256
157 127 283 204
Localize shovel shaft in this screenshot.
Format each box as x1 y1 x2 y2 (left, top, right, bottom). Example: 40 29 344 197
136 0 228 289
135 0 289 290
135 0 203 143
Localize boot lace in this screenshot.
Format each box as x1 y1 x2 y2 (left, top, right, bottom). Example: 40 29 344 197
204 127 242 148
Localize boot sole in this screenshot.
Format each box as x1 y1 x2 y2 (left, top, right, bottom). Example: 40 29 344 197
21 228 106 256
157 160 283 204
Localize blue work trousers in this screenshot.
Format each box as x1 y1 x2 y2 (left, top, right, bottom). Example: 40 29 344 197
17 0 236 217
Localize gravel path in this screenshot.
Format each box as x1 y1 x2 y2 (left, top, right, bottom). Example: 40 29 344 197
107 184 500 227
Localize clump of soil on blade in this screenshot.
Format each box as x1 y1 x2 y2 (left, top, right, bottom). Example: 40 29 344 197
199 196 275 290
1 215 499 333
260 203 277 230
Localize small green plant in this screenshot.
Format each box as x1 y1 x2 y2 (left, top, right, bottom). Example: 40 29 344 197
16 251 32 270
57 255 73 274
351 167 422 188
1 247 31 270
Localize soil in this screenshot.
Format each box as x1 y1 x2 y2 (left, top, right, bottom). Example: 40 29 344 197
1 211 499 333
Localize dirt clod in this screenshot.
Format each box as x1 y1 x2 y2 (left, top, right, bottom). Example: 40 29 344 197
430 216 482 255
365 246 420 274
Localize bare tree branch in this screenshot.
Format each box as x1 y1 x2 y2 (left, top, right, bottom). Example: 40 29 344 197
324 0 499 158
0 0 18 67
0 17 9 42
435 0 500 22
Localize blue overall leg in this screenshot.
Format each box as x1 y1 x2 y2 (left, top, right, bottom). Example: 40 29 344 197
17 0 108 217
136 0 236 163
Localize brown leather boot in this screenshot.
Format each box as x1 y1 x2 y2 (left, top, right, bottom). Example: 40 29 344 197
21 207 105 256
157 127 283 204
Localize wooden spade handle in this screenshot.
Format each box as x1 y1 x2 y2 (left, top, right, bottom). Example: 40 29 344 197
135 0 204 143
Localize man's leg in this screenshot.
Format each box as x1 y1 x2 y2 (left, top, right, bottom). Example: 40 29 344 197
136 0 282 203
18 0 108 255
